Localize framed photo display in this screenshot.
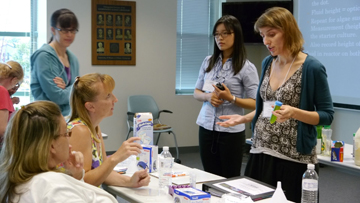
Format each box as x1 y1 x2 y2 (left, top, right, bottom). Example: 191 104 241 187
92 0 136 65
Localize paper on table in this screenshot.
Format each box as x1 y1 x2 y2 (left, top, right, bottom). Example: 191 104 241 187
213 178 274 196
151 168 225 185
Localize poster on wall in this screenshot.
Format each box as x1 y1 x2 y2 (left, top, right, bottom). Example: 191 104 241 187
92 0 136 65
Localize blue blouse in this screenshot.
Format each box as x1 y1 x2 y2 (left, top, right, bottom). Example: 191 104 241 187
195 55 259 133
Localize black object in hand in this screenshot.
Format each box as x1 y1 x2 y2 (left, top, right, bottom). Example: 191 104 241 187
216 82 225 90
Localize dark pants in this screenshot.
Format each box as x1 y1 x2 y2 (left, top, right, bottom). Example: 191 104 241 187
245 153 320 203
199 126 245 178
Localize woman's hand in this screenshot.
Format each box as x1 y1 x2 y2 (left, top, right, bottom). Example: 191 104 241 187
128 169 151 188
11 97 20 104
63 146 84 180
216 114 246 127
272 105 295 123
210 92 224 107
213 83 232 102
53 77 66 89
111 137 142 163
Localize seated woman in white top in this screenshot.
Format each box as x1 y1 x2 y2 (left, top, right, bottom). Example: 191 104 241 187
0 101 117 203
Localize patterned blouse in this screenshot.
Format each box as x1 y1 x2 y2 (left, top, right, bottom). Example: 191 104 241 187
251 64 317 164
67 118 103 169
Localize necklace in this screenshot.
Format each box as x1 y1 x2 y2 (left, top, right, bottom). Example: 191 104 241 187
265 55 297 101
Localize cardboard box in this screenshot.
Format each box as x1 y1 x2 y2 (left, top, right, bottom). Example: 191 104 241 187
133 113 153 145
331 141 344 162
173 188 211 203
136 145 158 173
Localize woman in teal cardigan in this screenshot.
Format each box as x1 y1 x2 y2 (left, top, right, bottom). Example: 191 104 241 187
31 9 79 116
217 7 334 202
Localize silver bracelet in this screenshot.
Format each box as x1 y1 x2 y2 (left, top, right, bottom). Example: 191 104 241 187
231 95 236 104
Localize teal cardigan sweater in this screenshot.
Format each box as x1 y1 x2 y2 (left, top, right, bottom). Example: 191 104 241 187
30 44 79 116
251 54 334 154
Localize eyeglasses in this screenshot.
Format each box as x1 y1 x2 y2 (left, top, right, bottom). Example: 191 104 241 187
213 32 234 39
54 27 78 34
57 129 72 138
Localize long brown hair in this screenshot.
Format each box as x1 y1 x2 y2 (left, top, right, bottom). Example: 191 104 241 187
0 101 62 203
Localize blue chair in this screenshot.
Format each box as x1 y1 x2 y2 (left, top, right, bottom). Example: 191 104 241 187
126 95 180 163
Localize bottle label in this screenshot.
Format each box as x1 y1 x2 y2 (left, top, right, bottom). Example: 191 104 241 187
159 158 173 176
302 179 318 191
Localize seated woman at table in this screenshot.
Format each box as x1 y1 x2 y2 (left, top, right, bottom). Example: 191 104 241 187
0 101 118 202
67 73 150 187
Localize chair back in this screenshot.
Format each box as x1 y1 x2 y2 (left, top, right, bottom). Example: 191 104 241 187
128 95 160 120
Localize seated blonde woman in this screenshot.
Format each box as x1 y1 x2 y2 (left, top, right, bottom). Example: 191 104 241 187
0 101 117 202
0 61 24 146
68 73 150 187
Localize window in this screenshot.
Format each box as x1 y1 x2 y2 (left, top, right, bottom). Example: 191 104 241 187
0 0 36 108
175 0 223 95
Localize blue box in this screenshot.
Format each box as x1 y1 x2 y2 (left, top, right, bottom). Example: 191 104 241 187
331 141 344 162
173 188 211 203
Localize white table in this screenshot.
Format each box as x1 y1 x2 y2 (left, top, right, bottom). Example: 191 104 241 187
246 138 360 174
104 155 293 203
317 143 360 173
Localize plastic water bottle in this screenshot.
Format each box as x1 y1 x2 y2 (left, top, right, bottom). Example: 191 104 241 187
322 125 332 156
316 126 323 154
353 133 356 159
158 146 173 191
301 164 318 203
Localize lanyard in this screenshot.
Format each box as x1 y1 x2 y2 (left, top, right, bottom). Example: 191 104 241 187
264 56 296 101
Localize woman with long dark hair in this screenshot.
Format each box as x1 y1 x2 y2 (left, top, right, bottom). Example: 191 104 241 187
193 15 259 178
31 8 80 116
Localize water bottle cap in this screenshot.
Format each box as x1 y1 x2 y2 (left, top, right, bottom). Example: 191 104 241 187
163 146 169 151
324 125 331 129
275 101 283 106
307 164 315 170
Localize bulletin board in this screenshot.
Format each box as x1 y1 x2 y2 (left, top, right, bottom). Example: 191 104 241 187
92 0 136 65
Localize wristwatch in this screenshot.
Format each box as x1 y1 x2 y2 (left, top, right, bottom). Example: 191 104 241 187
231 95 236 104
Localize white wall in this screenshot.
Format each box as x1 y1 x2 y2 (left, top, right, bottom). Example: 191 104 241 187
47 0 202 151
46 0 360 152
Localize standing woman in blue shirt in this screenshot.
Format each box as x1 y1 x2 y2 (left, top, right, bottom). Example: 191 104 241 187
194 15 259 178
31 8 80 116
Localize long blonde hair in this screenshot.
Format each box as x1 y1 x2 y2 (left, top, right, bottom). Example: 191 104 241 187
69 73 115 138
0 61 24 81
0 101 62 203
254 7 304 57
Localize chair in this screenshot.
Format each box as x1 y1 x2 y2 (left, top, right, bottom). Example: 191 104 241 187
126 95 180 163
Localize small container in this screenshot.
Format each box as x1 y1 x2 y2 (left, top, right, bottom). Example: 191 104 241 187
322 125 332 156
270 101 283 124
189 170 197 188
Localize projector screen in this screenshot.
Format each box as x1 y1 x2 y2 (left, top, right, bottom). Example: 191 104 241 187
298 0 360 110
